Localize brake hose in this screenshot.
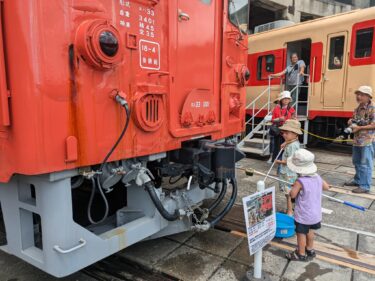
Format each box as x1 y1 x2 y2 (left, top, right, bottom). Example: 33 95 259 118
209 178 238 226
208 180 228 212
87 95 131 225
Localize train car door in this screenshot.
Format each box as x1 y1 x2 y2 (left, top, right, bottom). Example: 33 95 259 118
169 0 220 137
323 32 348 108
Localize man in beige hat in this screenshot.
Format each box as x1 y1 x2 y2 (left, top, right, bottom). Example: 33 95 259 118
344 86 375 193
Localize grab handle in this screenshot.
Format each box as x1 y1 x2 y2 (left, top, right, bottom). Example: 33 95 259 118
0 1 10 126
53 239 87 254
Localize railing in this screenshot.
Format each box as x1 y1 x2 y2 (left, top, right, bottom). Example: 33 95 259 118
289 74 310 119
245 76 274 131
240 73 311 154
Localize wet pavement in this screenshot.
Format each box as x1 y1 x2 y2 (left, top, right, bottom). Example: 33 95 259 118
0 148 374 280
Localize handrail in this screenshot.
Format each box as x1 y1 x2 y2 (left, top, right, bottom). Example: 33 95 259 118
245 87 269 109
245 76 274 131
245 103 269 125
241 74 311 155
0 1 10 126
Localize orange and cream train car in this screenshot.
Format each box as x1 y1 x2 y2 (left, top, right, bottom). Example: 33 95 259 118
246 7 375 140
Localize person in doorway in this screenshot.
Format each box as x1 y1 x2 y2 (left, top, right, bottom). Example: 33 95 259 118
270 53 306 105
285 149 330 261
275 119 302 216
271 91 296 163
344 86 375 194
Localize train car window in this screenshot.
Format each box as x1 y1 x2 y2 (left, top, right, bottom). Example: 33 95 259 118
329 36 344 70
229 0 249 33
355 27 374 58
257 55 275 80
200 0 212 4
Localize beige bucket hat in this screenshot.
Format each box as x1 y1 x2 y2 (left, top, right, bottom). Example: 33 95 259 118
355 86 373 98
278 119 303 135
287 149 317 175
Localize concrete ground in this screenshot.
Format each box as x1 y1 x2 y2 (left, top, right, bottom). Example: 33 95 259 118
0 148 374 280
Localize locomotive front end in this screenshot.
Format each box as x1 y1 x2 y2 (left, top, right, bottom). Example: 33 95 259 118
0 0 249 277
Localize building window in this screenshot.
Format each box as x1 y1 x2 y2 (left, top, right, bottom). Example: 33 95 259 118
355 27 374 58
257 55 275 80
329 36 345 69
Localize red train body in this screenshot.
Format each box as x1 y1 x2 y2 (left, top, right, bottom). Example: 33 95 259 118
0 0 249 277
0 0 247 183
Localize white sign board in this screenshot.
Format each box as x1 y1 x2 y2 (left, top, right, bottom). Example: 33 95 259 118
242 186 276 255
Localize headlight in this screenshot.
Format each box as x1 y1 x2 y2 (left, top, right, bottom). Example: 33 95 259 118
99 31 119 57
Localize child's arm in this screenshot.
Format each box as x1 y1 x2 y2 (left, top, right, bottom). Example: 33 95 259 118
322 180 330 191
289 180 302 199
275 159 286 165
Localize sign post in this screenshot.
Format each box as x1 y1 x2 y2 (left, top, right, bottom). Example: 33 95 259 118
243 180 275 281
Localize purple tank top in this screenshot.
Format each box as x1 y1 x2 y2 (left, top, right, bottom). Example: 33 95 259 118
294 175 323 225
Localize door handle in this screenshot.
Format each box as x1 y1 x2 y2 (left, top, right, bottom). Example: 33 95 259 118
323 74 329 82
178 10 190 21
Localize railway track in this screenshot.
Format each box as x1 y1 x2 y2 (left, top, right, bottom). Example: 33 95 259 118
82 254 178 281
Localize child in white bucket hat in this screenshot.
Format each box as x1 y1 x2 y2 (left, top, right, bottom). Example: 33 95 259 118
285 149 330 262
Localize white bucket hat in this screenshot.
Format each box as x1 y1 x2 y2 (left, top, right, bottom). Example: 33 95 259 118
287 149 317 175
355 86 373 98
280 91 291 101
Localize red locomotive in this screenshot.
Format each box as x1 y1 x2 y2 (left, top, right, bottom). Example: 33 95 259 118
0 0 249 277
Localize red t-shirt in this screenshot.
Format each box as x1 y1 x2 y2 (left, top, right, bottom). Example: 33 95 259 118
272 105 295 125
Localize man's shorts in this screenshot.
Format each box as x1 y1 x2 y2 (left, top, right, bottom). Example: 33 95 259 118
295 220 321 234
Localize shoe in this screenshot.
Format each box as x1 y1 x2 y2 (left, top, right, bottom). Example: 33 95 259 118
352 187 369 194
344 180 359 187
286 250 308 262
267 157 272 164
306 248 316 260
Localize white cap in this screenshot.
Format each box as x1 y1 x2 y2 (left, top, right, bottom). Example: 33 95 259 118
355 86 373 98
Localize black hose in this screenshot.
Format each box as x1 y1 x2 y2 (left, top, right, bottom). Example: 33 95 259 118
144 182 180 221
208 180 228 212
99 102 131 172
88 100 131 225
209 178 237 226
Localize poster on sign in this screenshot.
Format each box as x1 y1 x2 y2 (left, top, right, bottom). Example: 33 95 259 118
242 186 276 255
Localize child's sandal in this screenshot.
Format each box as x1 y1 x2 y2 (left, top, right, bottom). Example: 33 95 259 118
286 250 308 261
306 248 316 259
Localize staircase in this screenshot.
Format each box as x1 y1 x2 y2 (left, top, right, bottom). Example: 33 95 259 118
239 75 310 156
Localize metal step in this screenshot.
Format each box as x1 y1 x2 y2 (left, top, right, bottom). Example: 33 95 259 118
244 137 270 149
253 130 268 137
297 116 308 121
239 146 270 156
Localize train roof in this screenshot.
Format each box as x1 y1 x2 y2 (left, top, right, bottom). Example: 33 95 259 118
248 7 375 40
